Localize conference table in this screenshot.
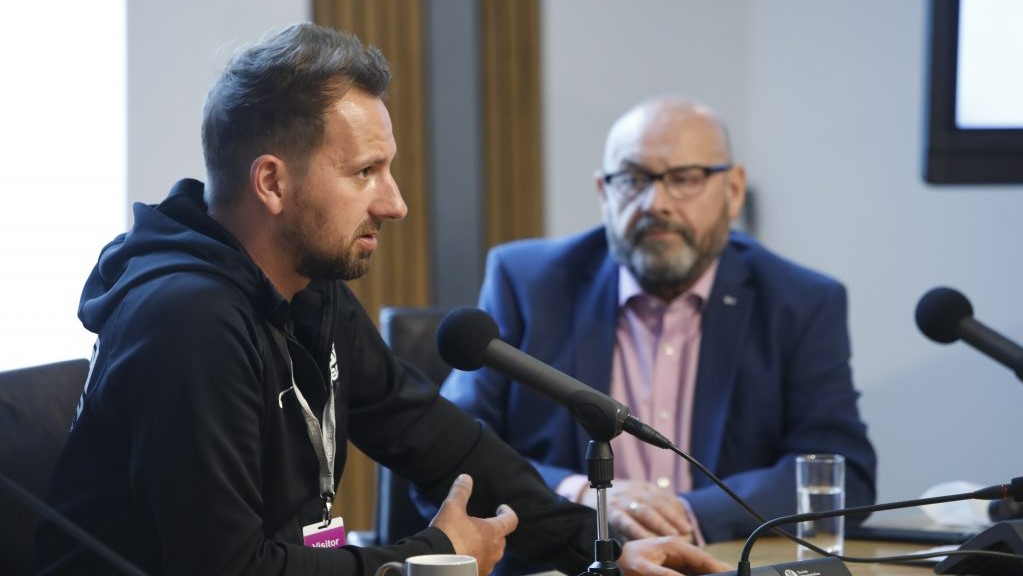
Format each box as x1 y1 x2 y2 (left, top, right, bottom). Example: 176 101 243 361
704 536 944 575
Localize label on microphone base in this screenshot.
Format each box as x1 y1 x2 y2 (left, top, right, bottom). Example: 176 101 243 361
711 557 851 576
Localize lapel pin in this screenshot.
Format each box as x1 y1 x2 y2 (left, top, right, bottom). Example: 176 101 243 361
723 295 738 306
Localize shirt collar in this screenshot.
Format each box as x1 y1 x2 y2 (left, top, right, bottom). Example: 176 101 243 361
618 258 719 310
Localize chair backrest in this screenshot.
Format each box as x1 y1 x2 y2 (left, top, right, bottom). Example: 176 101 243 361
0 358 89 576
376 306 453 545
380 306 454 388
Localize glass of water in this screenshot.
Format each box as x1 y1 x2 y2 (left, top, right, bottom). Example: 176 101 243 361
796 453 845 561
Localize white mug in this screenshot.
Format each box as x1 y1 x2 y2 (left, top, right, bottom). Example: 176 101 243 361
374 554 478 576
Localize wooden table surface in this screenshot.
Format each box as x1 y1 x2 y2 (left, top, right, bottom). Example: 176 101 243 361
704 535 947 575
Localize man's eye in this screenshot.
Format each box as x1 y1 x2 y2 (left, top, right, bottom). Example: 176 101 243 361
620 173 648 188
356 167 372 178
666 170 701 186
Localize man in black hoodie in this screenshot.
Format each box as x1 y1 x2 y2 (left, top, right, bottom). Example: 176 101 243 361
33 22 727 576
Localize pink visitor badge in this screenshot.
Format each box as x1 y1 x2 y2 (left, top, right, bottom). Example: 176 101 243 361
303 517 346 549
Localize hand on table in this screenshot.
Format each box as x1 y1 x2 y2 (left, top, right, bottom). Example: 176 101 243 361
581 479 694 542
618 536 731 576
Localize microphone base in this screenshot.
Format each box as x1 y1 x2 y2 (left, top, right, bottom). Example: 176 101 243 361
934 519 1023 575
714 557 851 576
578 560 622 576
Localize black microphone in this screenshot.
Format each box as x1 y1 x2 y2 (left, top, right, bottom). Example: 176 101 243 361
436 307 671 446
916 286 1023 382
728 478 1023 576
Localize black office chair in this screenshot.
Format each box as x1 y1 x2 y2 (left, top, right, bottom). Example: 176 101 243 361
373 306 454 545
0 358 89 576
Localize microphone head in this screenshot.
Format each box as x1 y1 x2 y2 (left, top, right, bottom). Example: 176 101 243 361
915 286 973 344
436 307 500 371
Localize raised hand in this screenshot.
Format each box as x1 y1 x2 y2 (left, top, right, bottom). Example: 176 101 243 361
429 474 519 575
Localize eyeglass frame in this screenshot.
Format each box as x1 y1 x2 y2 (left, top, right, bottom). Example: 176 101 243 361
600 162 733 203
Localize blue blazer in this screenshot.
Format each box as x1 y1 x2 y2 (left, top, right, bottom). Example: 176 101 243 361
442 227 877 543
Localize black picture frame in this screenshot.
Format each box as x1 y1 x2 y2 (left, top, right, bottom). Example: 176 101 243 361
925 0 1023 184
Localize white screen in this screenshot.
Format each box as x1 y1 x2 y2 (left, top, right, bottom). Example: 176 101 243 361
0 2 127 370
956 0 1023 128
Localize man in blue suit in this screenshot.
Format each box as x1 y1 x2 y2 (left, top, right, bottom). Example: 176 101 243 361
441 96 876 548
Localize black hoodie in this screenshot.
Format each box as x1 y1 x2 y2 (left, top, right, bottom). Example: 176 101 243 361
34 179 595 576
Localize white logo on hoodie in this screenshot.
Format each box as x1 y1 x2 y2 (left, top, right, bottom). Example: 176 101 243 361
329 343 339 388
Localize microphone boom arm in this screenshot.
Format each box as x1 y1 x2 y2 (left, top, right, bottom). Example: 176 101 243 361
737 482 1019 576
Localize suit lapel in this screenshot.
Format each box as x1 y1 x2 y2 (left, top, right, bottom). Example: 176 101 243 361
690 241 753 476
573 254 618 394
571 251 619 463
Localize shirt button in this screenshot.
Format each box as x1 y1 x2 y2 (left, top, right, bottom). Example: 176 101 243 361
664 345 675 356
656 477 671 489
658 410 670 421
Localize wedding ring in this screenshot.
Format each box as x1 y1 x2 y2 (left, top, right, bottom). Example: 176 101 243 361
628 500 641 512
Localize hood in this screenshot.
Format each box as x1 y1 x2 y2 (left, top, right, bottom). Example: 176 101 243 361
78 178 280 333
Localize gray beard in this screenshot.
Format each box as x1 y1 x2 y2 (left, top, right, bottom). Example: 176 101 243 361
610 230 700 295
606 212 729 300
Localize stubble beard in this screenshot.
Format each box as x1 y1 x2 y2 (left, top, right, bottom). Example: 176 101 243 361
297 237 373 281
283 209 378 282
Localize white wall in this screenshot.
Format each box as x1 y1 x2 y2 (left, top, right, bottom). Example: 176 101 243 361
543 0 1023 504
128 0 309 208
542 0 750 235
0 2 126 371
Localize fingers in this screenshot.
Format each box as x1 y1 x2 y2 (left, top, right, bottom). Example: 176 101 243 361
628 553 730 576
490 503 520 537
608 489 693 542
656 498 694 536
439 474 517 536
431 475 474 552
654 537 731 574
619 537 731 576
444 473 473 508
624 498 693 538
470 504 517 575
431 474 517 575
610 507 657 541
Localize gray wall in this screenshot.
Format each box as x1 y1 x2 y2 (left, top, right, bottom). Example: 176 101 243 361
128 0 309 208
543 0 1023 504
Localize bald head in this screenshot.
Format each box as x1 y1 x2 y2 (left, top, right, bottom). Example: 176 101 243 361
602 96 732 173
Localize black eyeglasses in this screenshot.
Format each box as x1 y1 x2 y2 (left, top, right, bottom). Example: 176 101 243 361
601 163 732 203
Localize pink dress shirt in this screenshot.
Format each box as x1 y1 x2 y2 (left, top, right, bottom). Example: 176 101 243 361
557 260 718 542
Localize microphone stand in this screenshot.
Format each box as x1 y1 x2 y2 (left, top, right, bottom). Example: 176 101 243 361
578 440 621 576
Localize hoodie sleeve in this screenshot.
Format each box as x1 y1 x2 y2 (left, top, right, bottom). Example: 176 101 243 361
336 290 597 574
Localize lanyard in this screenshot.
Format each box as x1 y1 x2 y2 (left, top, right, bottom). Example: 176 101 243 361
270 327 337 527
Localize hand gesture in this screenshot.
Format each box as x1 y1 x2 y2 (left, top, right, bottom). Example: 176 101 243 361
429 474 519 575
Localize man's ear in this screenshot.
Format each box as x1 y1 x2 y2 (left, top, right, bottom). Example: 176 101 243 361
250 154 289 215
595 171 611 207
725 164 747 221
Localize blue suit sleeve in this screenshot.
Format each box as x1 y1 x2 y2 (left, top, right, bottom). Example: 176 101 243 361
440 249 581 491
